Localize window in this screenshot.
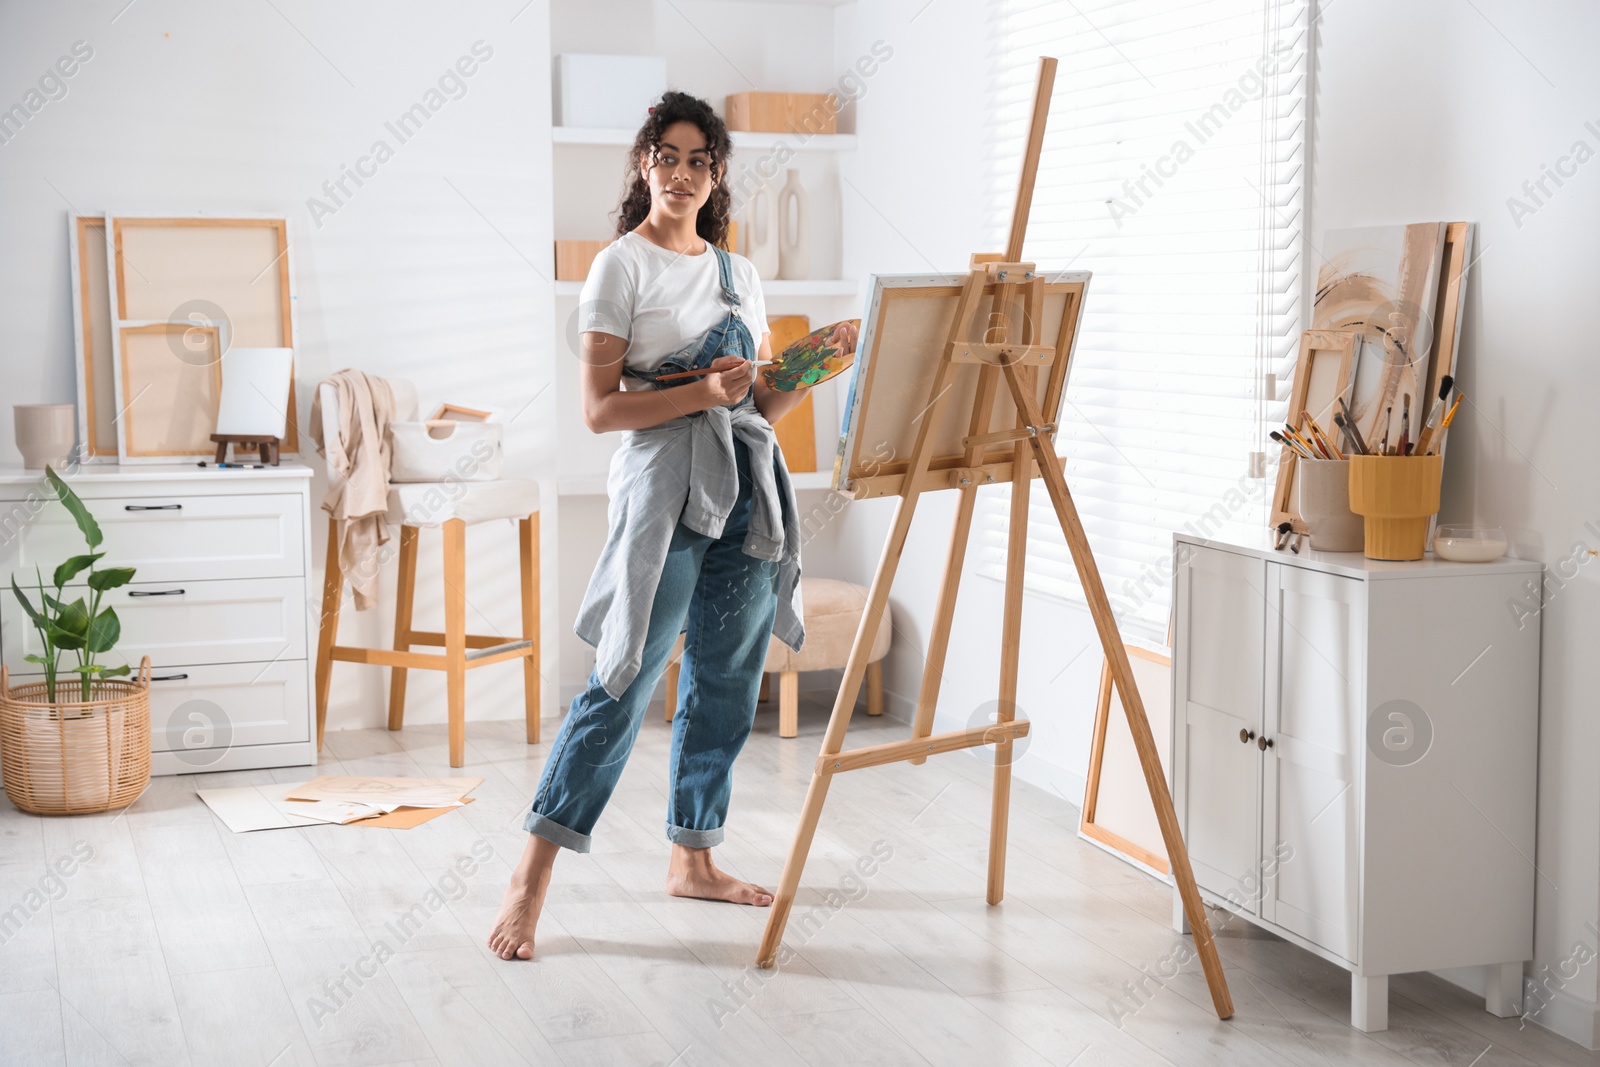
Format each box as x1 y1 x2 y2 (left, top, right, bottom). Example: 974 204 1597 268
975 0 1311 647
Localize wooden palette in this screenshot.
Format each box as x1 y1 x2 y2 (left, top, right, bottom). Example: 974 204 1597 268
761 318 860 392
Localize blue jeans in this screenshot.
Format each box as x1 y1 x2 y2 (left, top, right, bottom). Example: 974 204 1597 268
525 442 780 852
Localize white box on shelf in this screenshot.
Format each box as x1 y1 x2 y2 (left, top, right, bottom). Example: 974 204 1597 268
554 54 667 129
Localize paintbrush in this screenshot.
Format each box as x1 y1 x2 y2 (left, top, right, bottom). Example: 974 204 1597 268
1413 374 1454 456
1333 410 1366 455
1301 410 1344 460
1274 521 1294 550
1270 429 1313 460
1282 423 1320 459
1427 392 1467 454
1378 405 1394 455
1334 398 1370 455
655 359 775 382
1397 394 1411 456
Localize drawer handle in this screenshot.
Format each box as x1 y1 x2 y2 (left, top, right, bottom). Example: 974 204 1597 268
1257 735 1274 751
151 673 190 682
125 504 182 511
1239 729 1256 744
128 589 185 597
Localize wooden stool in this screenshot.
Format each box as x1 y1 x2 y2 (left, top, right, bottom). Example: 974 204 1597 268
312 379 541 768
664 577 888 737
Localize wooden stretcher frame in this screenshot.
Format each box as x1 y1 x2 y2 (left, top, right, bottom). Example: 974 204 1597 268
68 215 119 463
832 270 1088 500
104 213 300 464
756 55 1234 1021
1271 329 1357 531
1422 222 1474 445
1080 642 1172 879
116 322 224 457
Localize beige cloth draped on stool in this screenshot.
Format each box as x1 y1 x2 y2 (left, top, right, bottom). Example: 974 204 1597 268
309 370 395 610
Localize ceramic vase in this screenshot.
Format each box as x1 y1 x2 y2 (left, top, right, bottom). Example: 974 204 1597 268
777 168 810 280
14 404 76 470
744 185 780 280
1296 458 1363 552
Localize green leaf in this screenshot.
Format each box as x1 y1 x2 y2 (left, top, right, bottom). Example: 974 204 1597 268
87 566 136 592
86 607 120 653
99 664 131 678
52 553 104 589
67 663 104 675
24 654 49 665
46 465 101 549
51 599 90 648
11 576 42 625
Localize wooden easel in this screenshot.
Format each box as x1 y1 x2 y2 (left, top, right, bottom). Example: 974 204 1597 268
753 56 1234 1021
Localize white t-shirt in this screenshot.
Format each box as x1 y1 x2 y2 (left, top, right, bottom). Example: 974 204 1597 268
578 229 769 379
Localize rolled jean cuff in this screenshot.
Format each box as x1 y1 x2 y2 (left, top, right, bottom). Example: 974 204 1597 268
525 809 591 853
665 822 724 848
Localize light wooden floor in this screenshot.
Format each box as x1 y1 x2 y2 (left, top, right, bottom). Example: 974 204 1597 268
2 693 1595 1067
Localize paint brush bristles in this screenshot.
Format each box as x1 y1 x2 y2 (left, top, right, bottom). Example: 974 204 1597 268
1271 429 1313 460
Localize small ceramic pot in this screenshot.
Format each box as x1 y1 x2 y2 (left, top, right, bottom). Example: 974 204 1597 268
14 404 76 470
1296 458 1363 552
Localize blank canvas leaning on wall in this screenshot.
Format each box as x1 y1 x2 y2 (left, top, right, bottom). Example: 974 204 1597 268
116 322 223 457
68 216 118 463
104 214 300 463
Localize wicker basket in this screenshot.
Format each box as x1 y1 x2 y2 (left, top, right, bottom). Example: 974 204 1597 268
0 656 152 815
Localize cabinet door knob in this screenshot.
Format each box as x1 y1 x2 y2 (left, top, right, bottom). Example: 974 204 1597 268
1239 729 1256 744
1257 735 1274 751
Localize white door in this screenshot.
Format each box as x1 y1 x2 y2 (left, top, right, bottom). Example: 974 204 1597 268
1261 562 1363 963
1173 544 1265 907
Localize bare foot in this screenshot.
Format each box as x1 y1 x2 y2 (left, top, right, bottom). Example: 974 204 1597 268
488 834 559 961
665 843 773 906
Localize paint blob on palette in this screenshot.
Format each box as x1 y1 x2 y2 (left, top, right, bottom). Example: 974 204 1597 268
761 319 861 392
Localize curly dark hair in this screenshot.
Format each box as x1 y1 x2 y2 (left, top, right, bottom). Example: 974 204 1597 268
613 90 732 248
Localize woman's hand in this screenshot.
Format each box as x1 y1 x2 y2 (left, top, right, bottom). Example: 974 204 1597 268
697 355 754 407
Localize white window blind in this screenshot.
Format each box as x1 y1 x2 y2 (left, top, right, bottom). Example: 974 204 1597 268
976 0 1310 648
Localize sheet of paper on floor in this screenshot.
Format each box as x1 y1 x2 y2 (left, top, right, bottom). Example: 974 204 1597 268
198 781 470 833
284 775 484 808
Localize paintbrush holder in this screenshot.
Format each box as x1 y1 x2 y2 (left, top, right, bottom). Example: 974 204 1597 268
1347 454 1443 561
1296 458 1363 552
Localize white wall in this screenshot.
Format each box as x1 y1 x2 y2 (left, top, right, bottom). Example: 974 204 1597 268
1311 0 1600 1045
0 2 563 728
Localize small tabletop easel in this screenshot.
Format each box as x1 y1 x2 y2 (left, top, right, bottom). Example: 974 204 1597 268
754 55 1233 1020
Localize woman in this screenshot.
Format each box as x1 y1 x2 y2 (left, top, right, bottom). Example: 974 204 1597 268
489 91 808 961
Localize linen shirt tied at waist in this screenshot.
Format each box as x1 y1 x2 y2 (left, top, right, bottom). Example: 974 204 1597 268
575 403 805 700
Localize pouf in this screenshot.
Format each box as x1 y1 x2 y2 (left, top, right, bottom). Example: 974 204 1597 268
663 577 891 737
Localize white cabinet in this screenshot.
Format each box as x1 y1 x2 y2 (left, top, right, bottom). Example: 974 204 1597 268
1171 532 1542 1032
0 464 318 776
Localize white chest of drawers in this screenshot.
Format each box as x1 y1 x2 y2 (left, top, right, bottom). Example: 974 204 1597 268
0 463 319 776
1170 531 1543 1032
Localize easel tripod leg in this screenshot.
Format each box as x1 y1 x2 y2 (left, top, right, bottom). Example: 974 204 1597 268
988 438 1031 905
998 362 1234 1020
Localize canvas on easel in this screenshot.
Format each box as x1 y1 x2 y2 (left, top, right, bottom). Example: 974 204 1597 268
754 54 1233 1021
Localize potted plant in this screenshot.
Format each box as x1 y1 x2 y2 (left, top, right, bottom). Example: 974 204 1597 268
0 465 152 814
10 466 138 699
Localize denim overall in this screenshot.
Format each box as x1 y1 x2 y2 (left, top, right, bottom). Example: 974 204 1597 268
621 240 758 413
525 238 784 852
